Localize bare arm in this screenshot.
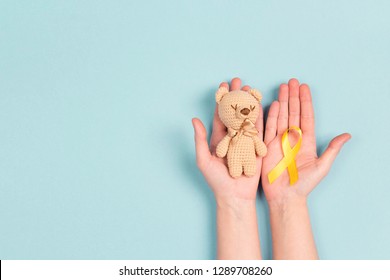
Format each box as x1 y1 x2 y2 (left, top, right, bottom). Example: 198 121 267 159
262 79 351 259
192 78 264 260
217 199 261 259
269 198 318 259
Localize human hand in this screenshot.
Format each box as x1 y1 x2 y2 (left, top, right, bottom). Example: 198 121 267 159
192 78 264 207
192 77 265 259
261 78 351 205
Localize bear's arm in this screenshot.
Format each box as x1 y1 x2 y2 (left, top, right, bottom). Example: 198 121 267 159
216 135 232 158
253 135 267 157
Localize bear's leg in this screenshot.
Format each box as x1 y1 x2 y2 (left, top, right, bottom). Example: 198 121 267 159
243 159 257 177
228 160 243 178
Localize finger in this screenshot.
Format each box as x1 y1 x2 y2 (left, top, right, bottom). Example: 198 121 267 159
210 106 226 153
192 118 212 170
277 83 289 135
288 78 300 128
318 133 352 176
219 82 229 90
300 84 315 138
230 77 242 91
255 104 264 137
241 85 250 91
264 101 280 145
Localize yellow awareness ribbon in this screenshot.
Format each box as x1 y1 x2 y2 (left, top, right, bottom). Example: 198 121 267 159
268 126 302 185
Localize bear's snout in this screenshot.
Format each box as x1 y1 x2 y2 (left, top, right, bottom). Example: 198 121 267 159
240 108 250 116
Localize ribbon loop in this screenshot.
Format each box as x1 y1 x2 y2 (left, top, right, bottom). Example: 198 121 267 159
229 119 258 144
268 126 302 185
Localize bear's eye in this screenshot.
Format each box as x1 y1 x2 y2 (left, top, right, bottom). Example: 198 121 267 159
250 105 255 111
231 104 238 110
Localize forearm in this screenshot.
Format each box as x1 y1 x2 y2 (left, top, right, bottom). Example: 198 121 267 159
216 198 261 260
269 198 318 260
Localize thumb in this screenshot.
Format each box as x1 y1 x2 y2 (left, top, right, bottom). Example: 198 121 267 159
192 118 211 170
318 133 352 176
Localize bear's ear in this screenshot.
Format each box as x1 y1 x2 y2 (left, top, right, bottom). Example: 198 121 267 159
248 89 262 102
215 87 229 104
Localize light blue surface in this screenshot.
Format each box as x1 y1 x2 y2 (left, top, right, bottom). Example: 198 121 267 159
1 0 389 259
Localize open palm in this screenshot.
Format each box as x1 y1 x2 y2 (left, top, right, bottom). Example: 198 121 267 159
261 79 351 202
192 78 264 202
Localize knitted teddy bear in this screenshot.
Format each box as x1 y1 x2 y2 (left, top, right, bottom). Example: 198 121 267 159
216 87 267 178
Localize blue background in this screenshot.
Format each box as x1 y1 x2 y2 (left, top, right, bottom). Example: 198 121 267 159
1 0 389 259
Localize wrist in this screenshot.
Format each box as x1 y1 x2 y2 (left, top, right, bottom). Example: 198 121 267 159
215 196 257 216
215 195 261 260
268 195 307 214
267 195 318 260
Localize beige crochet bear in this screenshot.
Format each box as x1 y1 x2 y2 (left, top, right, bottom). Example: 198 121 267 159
216 87 267 178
